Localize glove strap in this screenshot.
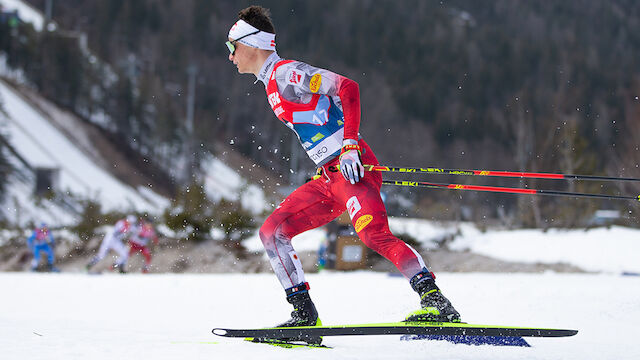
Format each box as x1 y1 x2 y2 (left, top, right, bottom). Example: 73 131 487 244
339 144 362 159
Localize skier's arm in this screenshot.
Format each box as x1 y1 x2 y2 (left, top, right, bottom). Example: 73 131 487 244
335 77 361 142
335 78 364 183
307 71 362 142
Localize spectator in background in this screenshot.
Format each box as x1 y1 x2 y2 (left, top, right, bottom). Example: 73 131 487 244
86 215 137 273
27 222 59 272
128 218 159 273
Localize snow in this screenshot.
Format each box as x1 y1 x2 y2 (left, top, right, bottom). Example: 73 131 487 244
0 76 269 224
0 68 268 224
0 79 168 224
449 225 640 274
1 271 638 360
0 0 50 32
201 154 270 215
1 170 79 226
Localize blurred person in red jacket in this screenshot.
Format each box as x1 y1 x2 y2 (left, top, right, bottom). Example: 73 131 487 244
128 218 159 273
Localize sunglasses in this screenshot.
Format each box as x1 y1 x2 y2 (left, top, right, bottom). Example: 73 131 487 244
225 30 260 55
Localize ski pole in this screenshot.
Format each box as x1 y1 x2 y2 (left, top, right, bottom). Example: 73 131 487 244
365 165 640 183
382 180 640 202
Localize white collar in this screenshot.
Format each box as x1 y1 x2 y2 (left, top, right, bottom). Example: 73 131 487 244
255 52 282 87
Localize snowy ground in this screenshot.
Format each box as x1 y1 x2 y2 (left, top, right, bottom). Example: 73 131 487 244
1 271 638 360
449 225 640 274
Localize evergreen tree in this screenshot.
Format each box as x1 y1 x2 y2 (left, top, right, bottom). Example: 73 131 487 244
0 133 12 203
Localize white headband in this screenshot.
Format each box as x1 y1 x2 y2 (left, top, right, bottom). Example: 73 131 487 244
228 19 276 51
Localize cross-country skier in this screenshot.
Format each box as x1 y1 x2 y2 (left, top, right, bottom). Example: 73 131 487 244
27 222 59 272
128 218 158 273
86 215 137 273
225 6 460 340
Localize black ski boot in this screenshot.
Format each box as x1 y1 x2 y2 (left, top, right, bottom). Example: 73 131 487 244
86 257 98 272
279 286 320 327
47 264 60 273
112 263 127 274
405 271 461 323
264 282 322 345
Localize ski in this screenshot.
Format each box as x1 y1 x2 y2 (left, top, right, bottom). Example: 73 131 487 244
213 321 578 340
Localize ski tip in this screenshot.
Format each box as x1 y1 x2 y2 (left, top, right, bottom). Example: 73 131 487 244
212 328 228 336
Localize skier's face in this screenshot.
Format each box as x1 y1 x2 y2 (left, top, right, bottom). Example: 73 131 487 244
228 38 259 74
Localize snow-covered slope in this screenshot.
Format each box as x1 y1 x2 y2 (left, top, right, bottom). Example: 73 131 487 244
201 154 271 215
0 77 273 226
0 0 53 32
0 78 169 225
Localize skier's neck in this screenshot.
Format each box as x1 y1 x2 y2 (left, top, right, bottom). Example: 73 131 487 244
255 51 281 86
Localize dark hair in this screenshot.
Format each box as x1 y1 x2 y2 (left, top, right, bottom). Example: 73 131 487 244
238 6 275 34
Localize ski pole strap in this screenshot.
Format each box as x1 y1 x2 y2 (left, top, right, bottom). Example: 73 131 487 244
285 282 310 297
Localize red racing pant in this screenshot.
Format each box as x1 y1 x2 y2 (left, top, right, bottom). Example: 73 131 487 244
129 243 152 266
259 140 428 290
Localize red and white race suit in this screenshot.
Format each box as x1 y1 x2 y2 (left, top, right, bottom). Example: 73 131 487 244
95 219 136 265
256 53 429 290
129 222 157 269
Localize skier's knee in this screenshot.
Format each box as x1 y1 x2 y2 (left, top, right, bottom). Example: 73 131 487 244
259 223 276 249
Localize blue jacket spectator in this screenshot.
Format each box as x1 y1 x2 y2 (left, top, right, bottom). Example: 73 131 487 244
27 223 59 272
